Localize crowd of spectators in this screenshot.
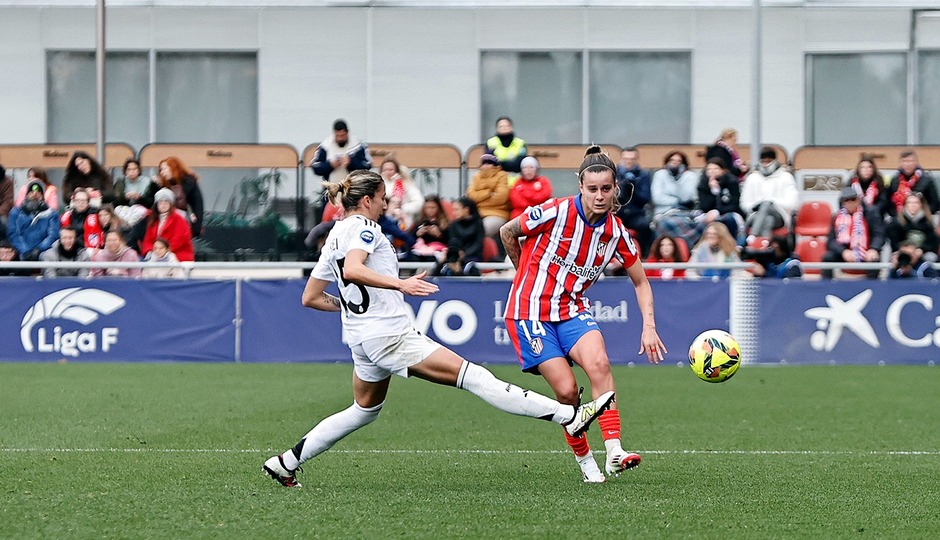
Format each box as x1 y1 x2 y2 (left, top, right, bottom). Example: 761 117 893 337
0 151 200 278
3 120 940 281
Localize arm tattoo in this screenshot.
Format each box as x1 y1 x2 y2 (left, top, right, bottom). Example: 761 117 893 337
500 220 524 269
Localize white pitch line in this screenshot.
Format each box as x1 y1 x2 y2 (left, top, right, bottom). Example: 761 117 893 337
1 448 939 456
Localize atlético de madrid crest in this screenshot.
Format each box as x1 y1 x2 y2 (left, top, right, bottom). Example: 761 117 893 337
529 337 543 356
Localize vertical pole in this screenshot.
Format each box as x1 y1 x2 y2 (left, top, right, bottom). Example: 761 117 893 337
96 0 106 164
751 0 762 166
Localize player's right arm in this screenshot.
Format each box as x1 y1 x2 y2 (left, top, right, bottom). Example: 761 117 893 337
301 276 342 312
342 248 439 297
499 217 523 269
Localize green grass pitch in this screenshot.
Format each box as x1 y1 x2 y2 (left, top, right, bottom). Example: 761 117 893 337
1 362 938 539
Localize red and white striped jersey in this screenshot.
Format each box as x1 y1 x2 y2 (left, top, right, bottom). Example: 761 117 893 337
504 196 639 321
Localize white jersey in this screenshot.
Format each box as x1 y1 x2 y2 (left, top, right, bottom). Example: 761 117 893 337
312 215 412 346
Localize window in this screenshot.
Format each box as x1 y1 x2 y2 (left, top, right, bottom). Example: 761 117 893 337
480 51 582 144
46 51 149 149
918 51 940 144
46 51 258 148
589 51 691 145
806 53 907 145
155 52 258 144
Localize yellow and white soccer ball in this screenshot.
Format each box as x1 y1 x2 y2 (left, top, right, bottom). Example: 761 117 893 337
688 329 741 383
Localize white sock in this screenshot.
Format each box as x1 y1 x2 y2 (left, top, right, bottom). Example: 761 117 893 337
456 361 573 424
284 401 383 469
604 438 624 457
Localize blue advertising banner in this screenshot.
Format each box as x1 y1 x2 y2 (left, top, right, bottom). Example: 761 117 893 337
0 278 236 362
238 278 730 364
759 280 940 364
239 280 350 363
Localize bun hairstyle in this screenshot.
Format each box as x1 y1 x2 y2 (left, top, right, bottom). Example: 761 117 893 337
577 145 618 180
322 169 384 211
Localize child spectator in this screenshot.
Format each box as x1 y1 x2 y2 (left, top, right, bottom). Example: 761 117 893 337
439 196 484 276
142 237 182 278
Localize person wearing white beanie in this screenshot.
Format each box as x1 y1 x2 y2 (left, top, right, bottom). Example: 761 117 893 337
509 155 553 219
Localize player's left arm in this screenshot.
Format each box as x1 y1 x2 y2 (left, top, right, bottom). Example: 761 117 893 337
625 259 667 364
499 217 524 269
301 276 342 312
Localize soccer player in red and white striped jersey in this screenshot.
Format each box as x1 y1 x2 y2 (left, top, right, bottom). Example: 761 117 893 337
500 145 667 483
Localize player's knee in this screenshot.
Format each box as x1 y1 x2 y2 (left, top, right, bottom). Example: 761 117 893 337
555 384 580 406
353 400 383 424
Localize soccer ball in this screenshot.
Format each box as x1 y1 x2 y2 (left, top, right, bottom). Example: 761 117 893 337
688 329 741 383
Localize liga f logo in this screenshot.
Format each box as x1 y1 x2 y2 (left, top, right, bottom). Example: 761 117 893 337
21 288 126 354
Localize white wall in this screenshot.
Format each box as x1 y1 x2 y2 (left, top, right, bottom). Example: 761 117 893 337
0 4 923 157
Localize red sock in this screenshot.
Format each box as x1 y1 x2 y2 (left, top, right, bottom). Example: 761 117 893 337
563 430 591 458
598 409 621 442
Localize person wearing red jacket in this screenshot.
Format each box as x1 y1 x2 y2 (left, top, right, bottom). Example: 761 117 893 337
140 188 194 262
508 156 553 219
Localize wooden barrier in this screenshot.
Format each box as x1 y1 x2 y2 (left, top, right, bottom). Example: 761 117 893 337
0 143 135 169
139 143 298 169
301 143 462 170
634 144 788 170
465 144 622 170
792 146 940 171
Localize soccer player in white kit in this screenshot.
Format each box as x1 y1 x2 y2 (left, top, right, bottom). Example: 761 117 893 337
263 170 616 488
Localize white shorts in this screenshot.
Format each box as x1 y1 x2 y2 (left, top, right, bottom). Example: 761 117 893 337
350 328 442 383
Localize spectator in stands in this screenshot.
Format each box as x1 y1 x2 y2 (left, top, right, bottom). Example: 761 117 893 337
886 192 938 257
380 157 423 230
92 204 134 252
0 165 13 241
62 151 112 205
8 180 59 261
698 158 745 242
889 240 937 279
821 186 885 280
15 167 59 211
740 146 799 239
705 128 747 181
40 226 90 278
0 239 34 276
746 235 803 279
509 156 553 220
90 230 141 277
689 221 740 279
140 188 195 262
644 234 687 280
615 147 653 257
888 150 940 221
311 119 372 223
408 195 450 262
304 203 344 261
141 157 204 238
847 156 889 221
113 158 153 208
485 116 527 185
142 237 183 279
439 196 484 277
60 188 98 248
651 150 700 249
466 153 511 247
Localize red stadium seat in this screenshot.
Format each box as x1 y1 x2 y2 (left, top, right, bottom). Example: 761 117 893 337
795 237 827 275
794 201 833 237
440 198 456 222
482 236 500 262
321 202 341 223
748 236 771 250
